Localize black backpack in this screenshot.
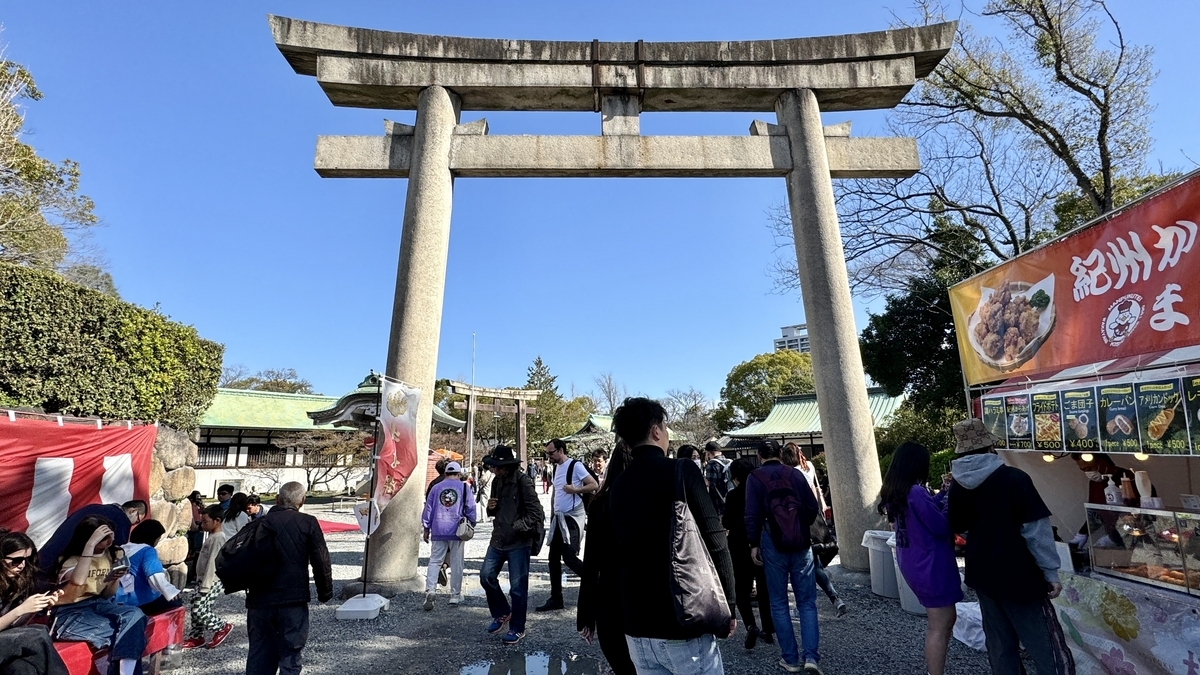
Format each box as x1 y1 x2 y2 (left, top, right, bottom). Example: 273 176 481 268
215 518 278 593
567 459 598 510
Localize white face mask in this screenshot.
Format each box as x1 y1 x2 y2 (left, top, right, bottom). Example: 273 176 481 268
1085 471 1104 482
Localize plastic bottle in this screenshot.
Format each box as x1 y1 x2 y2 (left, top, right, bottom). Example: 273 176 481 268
1120 476 1136 505
1104 475 1122 505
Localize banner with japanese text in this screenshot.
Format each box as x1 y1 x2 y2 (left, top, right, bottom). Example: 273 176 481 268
375 377 421 512
950 172 1200 385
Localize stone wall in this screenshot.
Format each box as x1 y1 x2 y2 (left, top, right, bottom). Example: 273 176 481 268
148 426 198 586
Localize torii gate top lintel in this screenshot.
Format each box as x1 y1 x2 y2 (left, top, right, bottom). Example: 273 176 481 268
269 15 955 113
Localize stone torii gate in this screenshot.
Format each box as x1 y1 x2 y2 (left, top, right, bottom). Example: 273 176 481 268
446 381 539 466
270 16 954 587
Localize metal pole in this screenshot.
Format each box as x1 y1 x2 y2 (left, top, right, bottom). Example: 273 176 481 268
470 332 476 469
360 377 382 599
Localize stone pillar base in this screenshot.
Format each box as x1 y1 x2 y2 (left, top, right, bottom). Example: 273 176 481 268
337 576 424 600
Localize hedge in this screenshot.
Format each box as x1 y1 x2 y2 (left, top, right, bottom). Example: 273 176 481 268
0 263 223 429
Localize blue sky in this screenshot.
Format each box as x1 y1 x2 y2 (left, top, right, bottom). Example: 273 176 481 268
5 1 1199 402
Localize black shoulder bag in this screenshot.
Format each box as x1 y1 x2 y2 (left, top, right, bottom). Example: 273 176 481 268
669 460 732 637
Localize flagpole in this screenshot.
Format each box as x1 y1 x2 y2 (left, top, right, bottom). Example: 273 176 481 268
360 374 382 599
469 332 476 471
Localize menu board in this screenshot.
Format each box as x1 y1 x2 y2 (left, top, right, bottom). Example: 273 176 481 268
1031 392 1063 452
1098 384 1140 454
1060 388 1101 452
1134 379 1188 454
1182 376 1200 455
982 398 1008 447
1004 394 1033 450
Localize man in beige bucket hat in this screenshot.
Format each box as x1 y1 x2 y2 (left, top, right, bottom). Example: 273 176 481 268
947 419 1075 675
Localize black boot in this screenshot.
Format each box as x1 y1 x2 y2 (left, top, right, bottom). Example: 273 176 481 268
535 596 564 612
744 626 760 650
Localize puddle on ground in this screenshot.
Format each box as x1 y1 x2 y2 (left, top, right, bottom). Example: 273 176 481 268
460 651 603 675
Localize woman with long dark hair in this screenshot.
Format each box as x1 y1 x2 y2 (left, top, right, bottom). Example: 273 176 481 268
221 493 250 538
576 440 636 675
0 531 68 675
781 442 847 616
52 516 147 675
878 442 962 675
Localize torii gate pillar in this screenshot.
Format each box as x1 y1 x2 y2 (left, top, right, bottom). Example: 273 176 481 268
777 89 883 572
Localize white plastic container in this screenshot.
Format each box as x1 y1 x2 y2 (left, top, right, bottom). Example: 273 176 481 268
861 530 899 598
888 535 926 615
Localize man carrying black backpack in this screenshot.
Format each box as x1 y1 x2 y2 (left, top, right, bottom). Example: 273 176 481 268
745 441 822 674
244 481 332 675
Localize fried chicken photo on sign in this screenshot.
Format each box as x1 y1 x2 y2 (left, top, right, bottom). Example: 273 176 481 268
972 284 1042 361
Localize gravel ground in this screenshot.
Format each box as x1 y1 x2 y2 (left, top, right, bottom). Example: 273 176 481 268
179 492 993 674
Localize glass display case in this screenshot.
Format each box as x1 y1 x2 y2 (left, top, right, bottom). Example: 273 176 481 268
1085 503 1199 594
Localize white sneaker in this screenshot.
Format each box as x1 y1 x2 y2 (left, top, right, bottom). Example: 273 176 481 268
449 594 462 605
779 659 804 673
423 592 435 611
804 661 824 675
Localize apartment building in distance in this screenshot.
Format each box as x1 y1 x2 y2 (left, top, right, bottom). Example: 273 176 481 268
774 324 811 354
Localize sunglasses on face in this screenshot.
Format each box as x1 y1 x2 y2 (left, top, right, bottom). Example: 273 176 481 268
3 555 34 566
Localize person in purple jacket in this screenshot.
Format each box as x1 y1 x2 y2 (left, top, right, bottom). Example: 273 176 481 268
878 442 962 675
422 461 476 611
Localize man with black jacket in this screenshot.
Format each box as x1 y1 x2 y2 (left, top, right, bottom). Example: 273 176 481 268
948 419 1074 675
245 481 333 675
480 445 545 645
608 397 736 675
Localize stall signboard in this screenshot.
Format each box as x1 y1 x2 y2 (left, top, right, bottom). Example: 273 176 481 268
1031 392 1063 452
1060 388 1100 452
1004 394 1034 450
982 397 1007 444
1134 379 1188 454
950 173 1200 385
1098 383 1140 454
1183 376 1200 453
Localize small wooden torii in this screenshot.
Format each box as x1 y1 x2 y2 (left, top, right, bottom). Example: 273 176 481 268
448 381 540 466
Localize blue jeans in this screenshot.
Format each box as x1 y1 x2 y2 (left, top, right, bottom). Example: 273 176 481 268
760 535 820 666
624 634 724 675
479 545 531 633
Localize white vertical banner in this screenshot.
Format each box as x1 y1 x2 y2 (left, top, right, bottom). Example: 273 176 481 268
99 454 134 505
354 498 381 535
375 378 421 512
26 458 75 548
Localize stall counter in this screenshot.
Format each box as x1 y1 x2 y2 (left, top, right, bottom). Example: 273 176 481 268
1054 571 1200 674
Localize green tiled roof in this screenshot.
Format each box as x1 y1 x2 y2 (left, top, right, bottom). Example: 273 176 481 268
203 388 467 432
726 388 906 438
201 389 345 430
566 414 683 441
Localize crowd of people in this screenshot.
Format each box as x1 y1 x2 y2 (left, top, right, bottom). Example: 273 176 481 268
0 480 331 675
0 406 1084 675
466 402 1075 675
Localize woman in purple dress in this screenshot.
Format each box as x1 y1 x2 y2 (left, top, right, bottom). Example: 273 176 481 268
878 442 963 675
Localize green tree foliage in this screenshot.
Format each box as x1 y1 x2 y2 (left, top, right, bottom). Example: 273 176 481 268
714 350 816 431
0 263 222 429
524 356 593 445
860 217 983 413
1052 173 1183 234
220 366 314 394
1 54 99 272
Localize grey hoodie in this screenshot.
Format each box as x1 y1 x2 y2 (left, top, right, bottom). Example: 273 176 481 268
951 452 1060 585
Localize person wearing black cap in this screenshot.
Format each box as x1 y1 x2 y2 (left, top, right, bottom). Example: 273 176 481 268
479 445 545 645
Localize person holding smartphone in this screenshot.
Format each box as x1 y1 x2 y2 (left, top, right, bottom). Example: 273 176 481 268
51 516 147 675
0 530 68 675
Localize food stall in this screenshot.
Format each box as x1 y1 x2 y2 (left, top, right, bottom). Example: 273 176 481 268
949 170 1200 674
